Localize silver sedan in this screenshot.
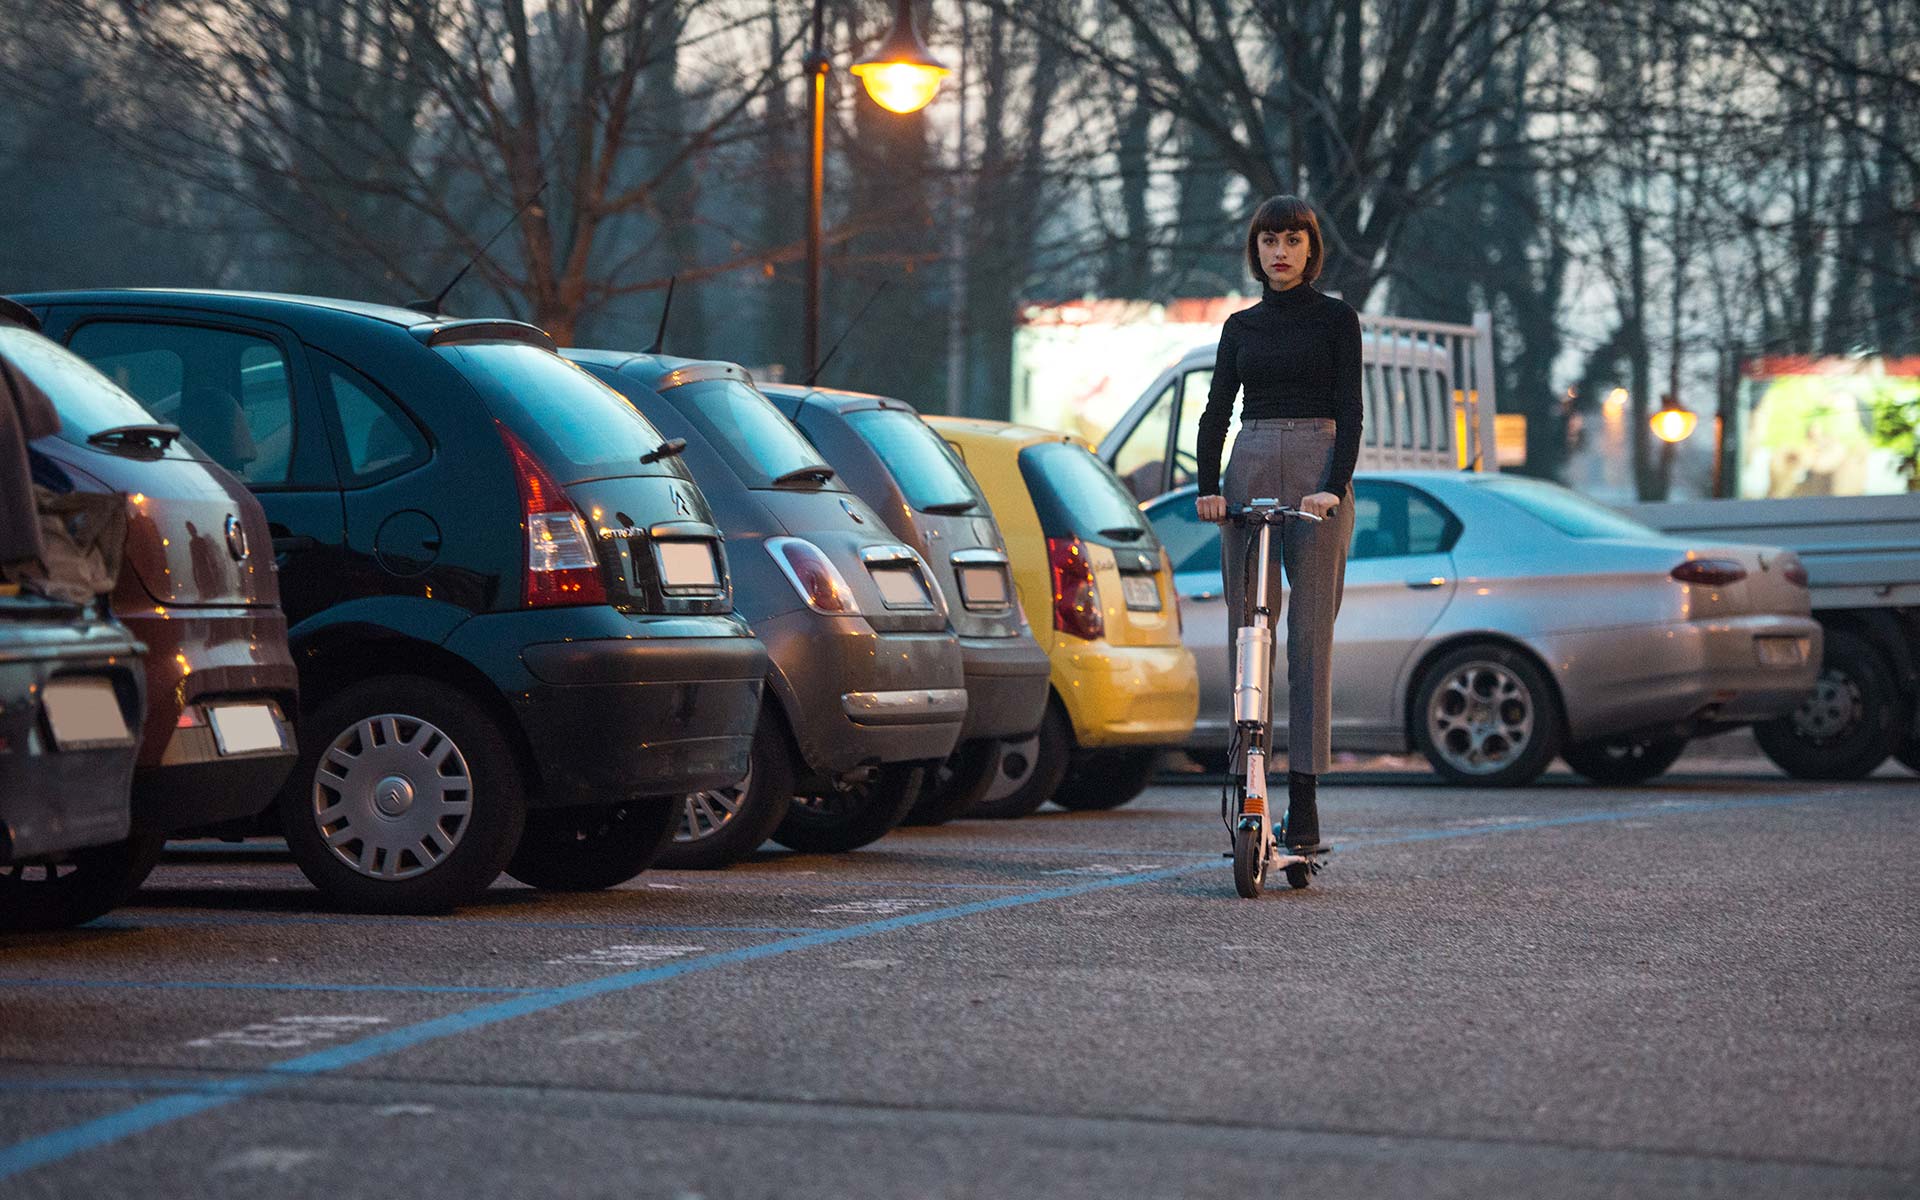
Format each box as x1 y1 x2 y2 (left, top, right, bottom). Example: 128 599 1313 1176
1147 472 1823 785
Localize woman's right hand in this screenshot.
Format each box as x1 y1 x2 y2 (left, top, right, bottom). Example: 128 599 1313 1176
1196 494 1227 523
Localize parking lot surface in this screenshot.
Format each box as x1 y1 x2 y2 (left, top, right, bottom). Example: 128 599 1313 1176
2 765 1915 1199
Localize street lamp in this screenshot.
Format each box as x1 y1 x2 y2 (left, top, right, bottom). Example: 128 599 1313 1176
804 0 949 379
1650 394 1698 444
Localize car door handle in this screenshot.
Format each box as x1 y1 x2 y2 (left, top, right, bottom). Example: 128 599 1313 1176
1405 576 1447 589
272 535 317 554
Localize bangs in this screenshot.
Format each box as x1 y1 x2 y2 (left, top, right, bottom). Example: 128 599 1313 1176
1250 196 1316 234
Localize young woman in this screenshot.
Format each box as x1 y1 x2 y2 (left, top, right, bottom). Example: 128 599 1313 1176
1193 195 1361 853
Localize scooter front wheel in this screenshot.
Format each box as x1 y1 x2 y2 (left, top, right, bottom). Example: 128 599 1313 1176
1232 825 1266 898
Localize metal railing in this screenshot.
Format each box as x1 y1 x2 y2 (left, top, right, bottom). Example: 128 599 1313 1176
1356 311 1497 473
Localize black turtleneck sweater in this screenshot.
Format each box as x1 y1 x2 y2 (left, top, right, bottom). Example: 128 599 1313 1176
1195 283 1364 498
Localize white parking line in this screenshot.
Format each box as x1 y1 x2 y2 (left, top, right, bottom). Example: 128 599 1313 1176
809 899 933 915
545 945 705 968
186 1016 388 1050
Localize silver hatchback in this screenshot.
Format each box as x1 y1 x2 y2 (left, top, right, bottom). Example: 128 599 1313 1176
1147 472 1823 786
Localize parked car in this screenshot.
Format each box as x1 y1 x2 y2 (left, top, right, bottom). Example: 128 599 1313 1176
567 352 967 864
760 383 1050 824
1 309 150 930
1145 472 1825 785
6 304 301 886
25 290 768 911
926 417 1198 816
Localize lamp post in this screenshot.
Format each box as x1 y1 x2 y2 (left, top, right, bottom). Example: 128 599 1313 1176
803 0 949 380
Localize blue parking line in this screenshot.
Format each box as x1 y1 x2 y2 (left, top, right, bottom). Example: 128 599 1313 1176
0 979 538 997
0 791 1824 1180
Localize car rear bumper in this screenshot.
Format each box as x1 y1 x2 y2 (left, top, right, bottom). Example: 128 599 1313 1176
956 633 1051 741
758 609 966 775
0 626 144 861
1540 616 1824 740
446 609 769 808
1053 640 1199 748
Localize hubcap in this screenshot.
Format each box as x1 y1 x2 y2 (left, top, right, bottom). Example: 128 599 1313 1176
1427 662 1535 775
678 759 751 842
1792 670 1857 741
313 713 473 880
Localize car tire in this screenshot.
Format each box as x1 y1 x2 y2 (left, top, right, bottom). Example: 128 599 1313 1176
0 833 166 932
1051 748 1162 811
1754 629 1901 781
772 761 927 853
655 700 794 870
504 797 678 891
903 739 1002 826
280 676 527 914
1412 643 1563 787
1562 736 1688 785
968 699 1073 819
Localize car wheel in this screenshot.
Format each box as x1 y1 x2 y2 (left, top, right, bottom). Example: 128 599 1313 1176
1562 736 1688 785
0 833 166 932
280 677 526 914
1051 748 1162 811
771 761 927 853
1754 629 1901 780
1412 644 1563 787
504 797 678 891
968 699 1073 819
655 700 794 870
903 739 1002 827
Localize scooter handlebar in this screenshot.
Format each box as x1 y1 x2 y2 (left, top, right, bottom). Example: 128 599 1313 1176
1223 501 1327 524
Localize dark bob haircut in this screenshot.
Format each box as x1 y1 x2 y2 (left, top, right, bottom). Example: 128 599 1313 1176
1245 195 1324 287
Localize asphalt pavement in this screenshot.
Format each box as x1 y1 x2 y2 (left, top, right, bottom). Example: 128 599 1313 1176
1 763 1915 1199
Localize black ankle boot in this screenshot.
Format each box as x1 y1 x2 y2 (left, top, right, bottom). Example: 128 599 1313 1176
1286 771 1322 849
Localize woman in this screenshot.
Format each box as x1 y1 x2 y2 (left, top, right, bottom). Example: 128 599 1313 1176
1193 195 1361 854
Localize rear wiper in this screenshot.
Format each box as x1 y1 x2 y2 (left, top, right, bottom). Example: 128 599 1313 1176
771 464 836 486
922 498 978 515
88 423 180 452
1100 525 1146 541
640 437 687 465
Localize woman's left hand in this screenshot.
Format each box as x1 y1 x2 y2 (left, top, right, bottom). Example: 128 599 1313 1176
1299 491 1341 519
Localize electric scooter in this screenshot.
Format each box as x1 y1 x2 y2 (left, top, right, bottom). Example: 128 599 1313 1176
1219 499 1332 898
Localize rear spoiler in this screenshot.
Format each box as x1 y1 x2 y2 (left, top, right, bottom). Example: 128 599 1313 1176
418 319 555 350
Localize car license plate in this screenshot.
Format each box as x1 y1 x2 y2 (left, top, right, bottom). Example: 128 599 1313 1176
656 540 719 589
1121 573 1161 611
42 677 132 750
209 704 285 755
958 565 1009 608
871 565 931 608
1754 636 1809 667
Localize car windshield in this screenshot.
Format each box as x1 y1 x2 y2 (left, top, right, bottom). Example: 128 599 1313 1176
664 379 839 489
846 408 979 513
0 326 196 460
437 341 668 482
1472 476 1656 539
1019 440 1155 547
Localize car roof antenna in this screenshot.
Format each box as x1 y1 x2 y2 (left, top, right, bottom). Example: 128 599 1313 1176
646 276 676 354
804 281 889 388
408 181 547 315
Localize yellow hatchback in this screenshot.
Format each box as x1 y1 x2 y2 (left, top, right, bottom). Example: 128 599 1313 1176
927 417 1198 817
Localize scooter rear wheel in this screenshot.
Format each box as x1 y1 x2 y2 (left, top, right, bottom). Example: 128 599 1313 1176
1232 825 1266 899
1284 861 1311 890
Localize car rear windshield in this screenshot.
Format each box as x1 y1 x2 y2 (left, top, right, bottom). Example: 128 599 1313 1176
845 408 979 513
663 379 840 489
1018 440 1156 547
436 341 668 481
0 326 197 460
1472 475 1655 539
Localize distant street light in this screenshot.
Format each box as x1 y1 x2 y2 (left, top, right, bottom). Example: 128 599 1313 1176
1604 387 1629 417
1650 394 1698 444
804 0 950 379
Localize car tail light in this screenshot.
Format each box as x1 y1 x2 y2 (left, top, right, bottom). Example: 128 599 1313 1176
768 537 861 614
1671 559 1748 587
497 422 606 607
1778 554 1809 588
1048 536 1103 641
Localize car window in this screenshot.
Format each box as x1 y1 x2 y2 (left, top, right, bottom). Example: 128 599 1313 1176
1351 481 1460 559
0 326 198 462
68 320 296 483
316 354 429 483
1147 499 1221 574
1111 382 1173 502
438 342 667 482
1019 440 1157 549
660 379 841 490
1472 475 1654 539
845 408 979 512
1173 368 1233 493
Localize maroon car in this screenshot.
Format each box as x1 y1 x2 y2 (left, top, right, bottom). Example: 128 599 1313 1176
11 309 297 884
